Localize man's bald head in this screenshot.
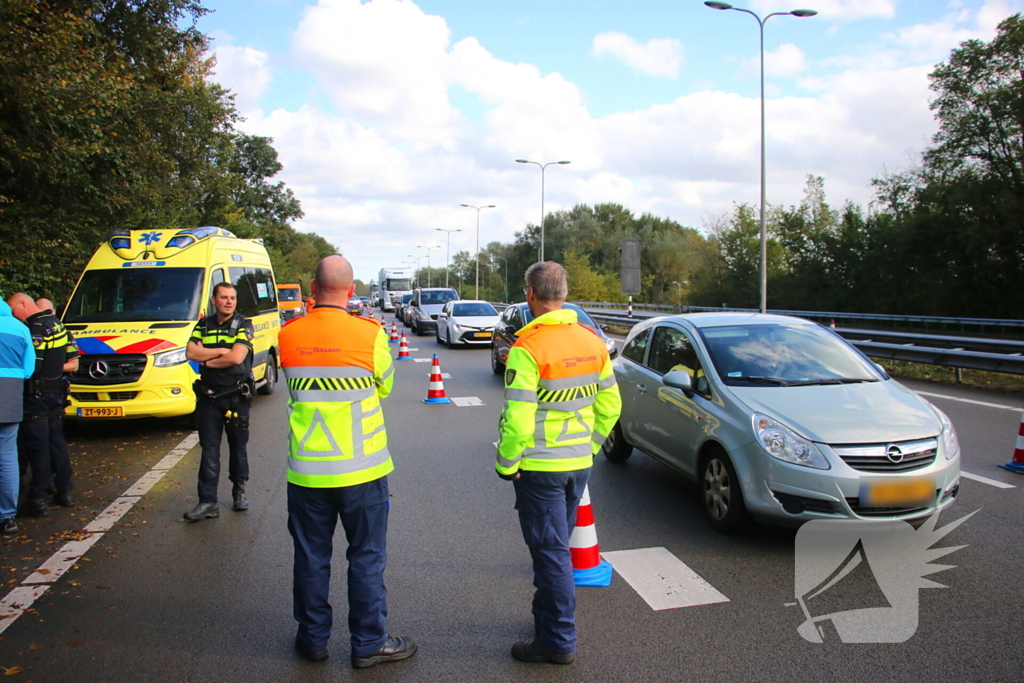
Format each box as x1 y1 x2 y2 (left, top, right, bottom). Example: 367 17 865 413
311 255 355 305
36 298 54 313
6 293 40 322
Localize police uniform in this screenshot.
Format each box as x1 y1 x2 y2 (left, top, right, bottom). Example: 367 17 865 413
19 310 79 510
280 304 415 667
496 308 621 659
189 312 255 506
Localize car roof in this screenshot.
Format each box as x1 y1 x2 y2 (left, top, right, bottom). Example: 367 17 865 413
632 312 816 334
452 299 494 306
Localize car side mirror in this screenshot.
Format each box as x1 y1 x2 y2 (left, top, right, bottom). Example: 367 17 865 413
662 369 694 397
599 324 609 332
505 325 517 335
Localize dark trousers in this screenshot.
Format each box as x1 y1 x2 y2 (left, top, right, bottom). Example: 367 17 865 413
19 393 73 499
513 468 591 655
196 393 250 503
287 478 389 657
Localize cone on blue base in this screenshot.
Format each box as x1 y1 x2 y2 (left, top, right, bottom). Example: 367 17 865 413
395 331 412 361
570 485 612 587
998 408 1024 474
389 322 399 343
423 354 450 404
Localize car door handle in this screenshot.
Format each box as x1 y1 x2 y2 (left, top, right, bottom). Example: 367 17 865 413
637 383 647 394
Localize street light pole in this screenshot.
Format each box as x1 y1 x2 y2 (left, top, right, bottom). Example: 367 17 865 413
459 203 496 299
494 255 509 303
416 245 437 288
704 2 816 314
515 159 570 262
435 228 462 288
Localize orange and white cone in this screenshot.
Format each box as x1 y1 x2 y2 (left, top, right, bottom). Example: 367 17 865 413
422 354 450 404
389 321 399 343
395 331 412 361
999 408 1024 474
830 319 836 330
570 485 613 586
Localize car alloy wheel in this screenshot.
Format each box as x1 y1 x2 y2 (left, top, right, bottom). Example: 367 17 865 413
601 421 632 462
701 451 748 532
491 344 505 375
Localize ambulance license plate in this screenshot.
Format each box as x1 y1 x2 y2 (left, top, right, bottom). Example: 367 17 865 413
77 406 123 418
860 477 935 507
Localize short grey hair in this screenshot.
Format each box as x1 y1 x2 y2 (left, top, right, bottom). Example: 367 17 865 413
525 261 568 302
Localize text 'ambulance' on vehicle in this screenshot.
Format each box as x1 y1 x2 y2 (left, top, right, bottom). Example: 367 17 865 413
61 227 281 420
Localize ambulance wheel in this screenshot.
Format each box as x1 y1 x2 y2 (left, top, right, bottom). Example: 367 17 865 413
257 355 277 395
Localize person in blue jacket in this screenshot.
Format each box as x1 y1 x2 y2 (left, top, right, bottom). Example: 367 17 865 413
0 298 35 534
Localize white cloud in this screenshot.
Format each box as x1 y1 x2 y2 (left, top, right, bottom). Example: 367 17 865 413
591 31 685 78
209 33 271 113
752 0 896 22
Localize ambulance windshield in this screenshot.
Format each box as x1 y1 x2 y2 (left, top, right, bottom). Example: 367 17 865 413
64 268 205 322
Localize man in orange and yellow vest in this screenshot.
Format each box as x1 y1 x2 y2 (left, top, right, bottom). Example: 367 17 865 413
279 255 417 669
496 261 621 665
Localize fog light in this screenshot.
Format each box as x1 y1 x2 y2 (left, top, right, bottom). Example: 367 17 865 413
171 388 181 395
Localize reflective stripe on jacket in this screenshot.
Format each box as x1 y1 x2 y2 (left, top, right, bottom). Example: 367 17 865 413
497 308 621 475
279 305 395 488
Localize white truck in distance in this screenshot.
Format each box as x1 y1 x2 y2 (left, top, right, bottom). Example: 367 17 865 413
377 268 413 311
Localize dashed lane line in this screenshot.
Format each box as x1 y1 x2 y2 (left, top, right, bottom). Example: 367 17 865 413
602 547 729 611
450 397 486 407
0 432 199 635
961 471 1017 489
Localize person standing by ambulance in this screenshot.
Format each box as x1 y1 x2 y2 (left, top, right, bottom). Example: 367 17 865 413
496 262 621 665
0 296 35 533
6 293 79 518
279 255 416 669
183 282 255 521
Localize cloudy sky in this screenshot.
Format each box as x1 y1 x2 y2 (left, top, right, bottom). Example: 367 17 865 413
200 0 1024 284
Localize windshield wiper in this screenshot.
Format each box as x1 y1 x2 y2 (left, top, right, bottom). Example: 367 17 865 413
736 376 792 386
786 378 878 386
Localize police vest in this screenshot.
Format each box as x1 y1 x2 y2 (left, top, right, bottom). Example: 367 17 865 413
279 306 396 488
189 312 254 387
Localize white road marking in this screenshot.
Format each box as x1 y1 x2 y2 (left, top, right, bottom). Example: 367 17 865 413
0 432 199 635
440 373 452 379
916 391 1021 412
451 396 486 407
602 547 729 611
413 358 431 363
961 471 1017 489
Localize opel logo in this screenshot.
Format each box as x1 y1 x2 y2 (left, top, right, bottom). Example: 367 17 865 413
89 360 109 379
886 445 904 463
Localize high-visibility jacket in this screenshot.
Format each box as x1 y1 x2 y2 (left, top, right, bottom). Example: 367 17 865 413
497 308 622 476
279 305 395 488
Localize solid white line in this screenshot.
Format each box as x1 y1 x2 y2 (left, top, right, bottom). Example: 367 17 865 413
602 547 729 611
916 391 1021 412
961 471 1017 489
0 431 198 636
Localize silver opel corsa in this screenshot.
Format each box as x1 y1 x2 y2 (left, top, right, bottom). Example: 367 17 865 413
603 313 961 532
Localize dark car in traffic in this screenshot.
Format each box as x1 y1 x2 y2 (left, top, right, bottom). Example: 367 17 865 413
490 302 618 374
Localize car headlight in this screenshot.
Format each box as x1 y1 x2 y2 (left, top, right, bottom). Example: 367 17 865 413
752 413 830 469
154 347 188 368
931 404 960 460
605 337 617 357
452 323 462 331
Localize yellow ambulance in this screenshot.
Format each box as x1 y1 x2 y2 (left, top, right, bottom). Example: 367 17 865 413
61 227 281 420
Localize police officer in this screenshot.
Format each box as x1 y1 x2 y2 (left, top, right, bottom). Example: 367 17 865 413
280 255 416 669
496 262 622 665
183 282 255 521
6 293 79 518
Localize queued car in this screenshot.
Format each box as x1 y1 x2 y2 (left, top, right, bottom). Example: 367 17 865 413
408 287 460 336
490 302 619 374
602 313 961 532
435 300 500 348
347 297 370 317
395 293 413 326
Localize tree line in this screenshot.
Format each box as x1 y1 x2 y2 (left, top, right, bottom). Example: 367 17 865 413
428 15 1024 321
0 0 335 304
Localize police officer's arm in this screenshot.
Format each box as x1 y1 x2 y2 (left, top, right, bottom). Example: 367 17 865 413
590 356 623 454
373 326 394 398
184 320 229 362
205 321 254 368
19 326 34 378
62 329 80 373
496 346 540 479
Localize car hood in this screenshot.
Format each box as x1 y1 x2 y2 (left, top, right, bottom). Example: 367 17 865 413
453 316 498 327
729 379 940 444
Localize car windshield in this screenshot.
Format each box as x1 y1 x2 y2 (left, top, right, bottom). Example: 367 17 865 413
277 288 301 301
401 294 412 304
697 323 882 386
65 268 204 322
453 302 496 317
385 278 412 291
420 290 458 305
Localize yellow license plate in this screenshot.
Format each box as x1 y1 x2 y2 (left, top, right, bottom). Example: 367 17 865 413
474 332 492 338
77 406 123 418
861 477 935 507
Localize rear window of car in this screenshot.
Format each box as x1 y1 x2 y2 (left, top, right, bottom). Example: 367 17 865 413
453 302 496 317
420 290 458 305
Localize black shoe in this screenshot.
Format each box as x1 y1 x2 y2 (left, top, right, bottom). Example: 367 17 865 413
295 638 328 662
352 637 418 669
511 638 574 665
183 501 219 521
0 518 17 535
232 482 248 512
53 490 74 508
21 497 49 518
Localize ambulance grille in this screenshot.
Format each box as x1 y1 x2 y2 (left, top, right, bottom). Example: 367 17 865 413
71 355 147 386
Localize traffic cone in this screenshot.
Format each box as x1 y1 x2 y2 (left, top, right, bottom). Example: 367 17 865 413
830 319 836 330
998 408 1024 474
389 322 399 343
395 331 412 361
570 485 613 587
423 354 450 404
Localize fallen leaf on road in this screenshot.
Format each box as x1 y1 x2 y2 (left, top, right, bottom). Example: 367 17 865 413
2 666 23 675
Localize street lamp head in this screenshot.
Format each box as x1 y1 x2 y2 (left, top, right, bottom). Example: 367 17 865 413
791 8 817 16
556 161 571 165
460 203 470 207
485 204 496 208
515 159 529 164
704 1 733 9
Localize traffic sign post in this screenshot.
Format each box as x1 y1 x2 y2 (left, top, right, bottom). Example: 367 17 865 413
620 238 641 317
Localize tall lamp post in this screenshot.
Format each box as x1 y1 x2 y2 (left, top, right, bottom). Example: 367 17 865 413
515 159 570 262
494 255 509 303
436 228 462 288
704 1 816 314
459 203 496 299
416 244 437 288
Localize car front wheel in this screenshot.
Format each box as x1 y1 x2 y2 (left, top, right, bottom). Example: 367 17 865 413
700 449 748 533
490 344 505 375
601 421 632 462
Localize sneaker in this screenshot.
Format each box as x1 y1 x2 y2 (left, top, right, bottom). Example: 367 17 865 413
232 482 249 511
351 637 417 669
183 501 219 521
0 518 17 534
